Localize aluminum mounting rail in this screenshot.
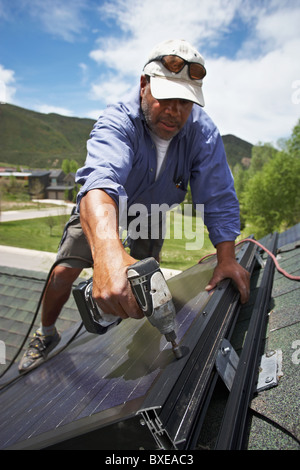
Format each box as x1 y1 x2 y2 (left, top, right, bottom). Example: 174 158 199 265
139 238 258 449
215 232 278 450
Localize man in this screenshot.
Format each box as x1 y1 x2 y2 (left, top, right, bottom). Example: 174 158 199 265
19 39 250 373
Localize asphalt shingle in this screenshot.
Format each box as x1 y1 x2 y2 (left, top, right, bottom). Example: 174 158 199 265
247 241 300 450
0 266 81 367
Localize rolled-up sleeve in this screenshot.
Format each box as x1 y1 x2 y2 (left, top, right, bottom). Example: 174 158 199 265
76 108 135 210
190 125 240 247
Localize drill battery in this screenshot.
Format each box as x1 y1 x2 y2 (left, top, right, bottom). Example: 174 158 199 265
73 278 121 335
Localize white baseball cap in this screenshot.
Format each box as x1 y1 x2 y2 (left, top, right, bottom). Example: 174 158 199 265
143 39 206 107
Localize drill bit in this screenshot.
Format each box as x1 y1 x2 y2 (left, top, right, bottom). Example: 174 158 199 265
170 339 183 359
165 331 183 360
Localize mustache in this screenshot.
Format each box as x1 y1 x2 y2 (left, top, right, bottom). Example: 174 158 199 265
159 117 180 126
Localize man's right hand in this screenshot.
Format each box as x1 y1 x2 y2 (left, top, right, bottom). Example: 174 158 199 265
92 249 143 320
79 189 143 320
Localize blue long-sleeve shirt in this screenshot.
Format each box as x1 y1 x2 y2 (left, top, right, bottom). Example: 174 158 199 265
76 87 240 247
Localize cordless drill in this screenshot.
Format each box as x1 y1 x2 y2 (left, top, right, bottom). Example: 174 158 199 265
72 257 182 359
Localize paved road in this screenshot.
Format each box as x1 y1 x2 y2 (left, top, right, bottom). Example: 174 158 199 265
0 244 179 279
0 244 59 273
1 204 74 222
0 201 83 274
0 200 181 278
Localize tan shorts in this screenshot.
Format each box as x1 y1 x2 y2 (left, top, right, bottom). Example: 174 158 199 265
56 213 164 269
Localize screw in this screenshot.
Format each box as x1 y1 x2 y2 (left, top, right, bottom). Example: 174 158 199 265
266 350 276 358
221 347 230 356
265 376 274 383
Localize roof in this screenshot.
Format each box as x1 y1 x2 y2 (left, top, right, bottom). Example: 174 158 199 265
247 228 300 449
0 224 299 450
197 224 300 450
0 172 32 177
49 170 65 177
46 185 75 191
0 267 81 368
28 171 51 178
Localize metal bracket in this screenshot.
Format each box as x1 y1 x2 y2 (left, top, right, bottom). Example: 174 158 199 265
215 339 239 391
255 252 266 268
216 342 283 393
140 408 176 450
256 349 283 392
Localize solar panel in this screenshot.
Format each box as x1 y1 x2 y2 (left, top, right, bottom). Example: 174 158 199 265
0 261 215 449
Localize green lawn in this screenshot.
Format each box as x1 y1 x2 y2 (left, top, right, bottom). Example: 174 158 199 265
159 210 215 269
0 211 216 271
0 215 69 253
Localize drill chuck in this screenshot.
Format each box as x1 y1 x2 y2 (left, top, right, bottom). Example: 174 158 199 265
73 257 182 359
127 258 182 359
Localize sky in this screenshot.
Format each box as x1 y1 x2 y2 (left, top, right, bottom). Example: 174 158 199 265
0 0 300 145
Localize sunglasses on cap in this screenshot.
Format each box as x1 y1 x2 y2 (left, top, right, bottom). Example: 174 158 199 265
145 54 206 80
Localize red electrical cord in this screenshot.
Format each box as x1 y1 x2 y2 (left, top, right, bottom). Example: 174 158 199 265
198 238 300 282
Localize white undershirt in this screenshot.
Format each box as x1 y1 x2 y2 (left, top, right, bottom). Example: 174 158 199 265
149 131 172 180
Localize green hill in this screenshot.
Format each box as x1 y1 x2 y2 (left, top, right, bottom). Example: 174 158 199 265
0 103 253 169
222 134 253 168
0 103 94 168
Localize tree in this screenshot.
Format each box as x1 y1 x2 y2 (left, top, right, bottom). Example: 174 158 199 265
241 151 300 238
29 179 45 201
286 118 300 157
248 142 278 176
232 163 248 230
45 216 56 236
62 159 79 174
232 163 247 199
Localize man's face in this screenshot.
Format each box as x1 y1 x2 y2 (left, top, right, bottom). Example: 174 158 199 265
140 75 193 140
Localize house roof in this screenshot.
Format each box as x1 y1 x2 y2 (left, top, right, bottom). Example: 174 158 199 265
29 171 50 177
0 224 299 450
247 227 300 450
198 225 300 450
0 266 81 368
49 170 65 177
46 185 75 191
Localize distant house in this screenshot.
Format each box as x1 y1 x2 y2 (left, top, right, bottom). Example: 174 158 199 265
49 169 65 186
1 168 77 202
0 167 17 173
28 171 51 199
46 170 76 201
0 171 32 181
64 172 76 187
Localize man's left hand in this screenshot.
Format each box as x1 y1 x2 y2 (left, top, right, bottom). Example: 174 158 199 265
204 241 250 304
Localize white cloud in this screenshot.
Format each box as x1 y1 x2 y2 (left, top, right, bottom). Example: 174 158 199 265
79 62 89 85
90 73 136 105
256 2 300 48
0 64 16 103
2 0 299 143
84 109 104 121
205 36 300 143
34 104 74 116
88 0 300 144
19 0 88 42
204 1 300 144
90 0 242 76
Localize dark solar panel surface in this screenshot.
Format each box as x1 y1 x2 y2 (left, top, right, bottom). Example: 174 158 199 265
0 261 215 449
